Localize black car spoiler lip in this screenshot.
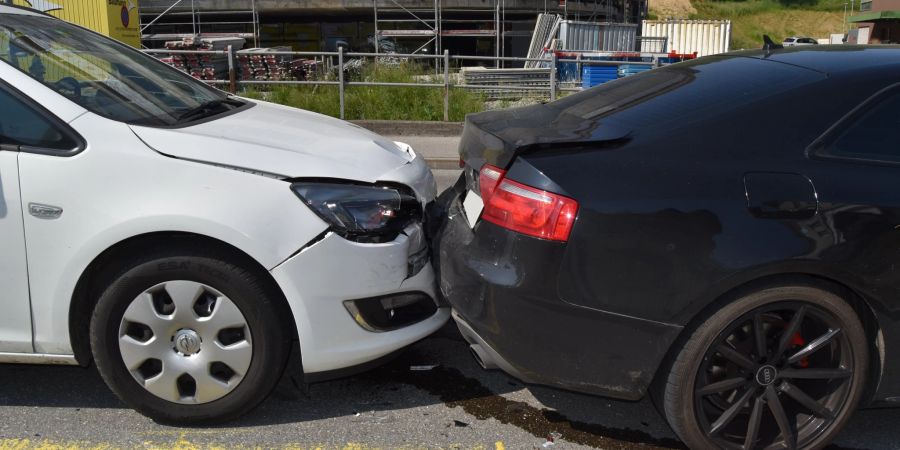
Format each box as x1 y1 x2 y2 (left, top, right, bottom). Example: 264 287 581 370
464 105 634 167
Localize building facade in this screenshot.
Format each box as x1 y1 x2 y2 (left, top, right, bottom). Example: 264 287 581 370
851 0 900 44
138 0 647 57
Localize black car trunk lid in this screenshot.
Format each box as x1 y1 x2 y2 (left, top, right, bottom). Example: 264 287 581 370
458 103 632 174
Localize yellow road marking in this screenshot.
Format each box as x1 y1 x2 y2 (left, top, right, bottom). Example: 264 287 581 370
0 440 506 450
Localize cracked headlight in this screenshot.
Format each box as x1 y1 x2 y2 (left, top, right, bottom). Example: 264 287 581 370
291 182 422 243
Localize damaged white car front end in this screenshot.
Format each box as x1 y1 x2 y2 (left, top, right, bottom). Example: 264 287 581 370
0 6 446 424
130 99 449 378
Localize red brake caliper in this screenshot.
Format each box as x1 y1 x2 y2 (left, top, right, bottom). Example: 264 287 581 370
792 333 810 368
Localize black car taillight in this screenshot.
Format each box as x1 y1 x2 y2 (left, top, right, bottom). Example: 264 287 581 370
478 164 579 242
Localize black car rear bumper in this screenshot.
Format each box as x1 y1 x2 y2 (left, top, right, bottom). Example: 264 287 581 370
434 182 683 400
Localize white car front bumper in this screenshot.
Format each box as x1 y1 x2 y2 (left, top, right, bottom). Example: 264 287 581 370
271 225 449 376
271 144 447 377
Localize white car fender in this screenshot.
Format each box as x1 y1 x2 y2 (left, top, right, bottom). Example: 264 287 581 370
18 112 328 354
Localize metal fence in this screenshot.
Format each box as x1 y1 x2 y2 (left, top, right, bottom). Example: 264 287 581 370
143 47 662 121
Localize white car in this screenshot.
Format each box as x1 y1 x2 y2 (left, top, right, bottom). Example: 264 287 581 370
783 36 819 46
0 5 448 423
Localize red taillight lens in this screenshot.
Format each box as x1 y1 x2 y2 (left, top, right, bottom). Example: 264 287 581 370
479 164 506 202
478 166 578 242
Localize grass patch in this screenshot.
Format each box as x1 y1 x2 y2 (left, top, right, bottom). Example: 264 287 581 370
241 62 486 121
680 0 847 49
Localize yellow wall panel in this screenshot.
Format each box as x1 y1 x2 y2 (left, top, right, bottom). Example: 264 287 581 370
11 0 141 47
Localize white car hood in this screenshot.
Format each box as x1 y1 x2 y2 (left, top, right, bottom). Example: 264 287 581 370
130 100 414 183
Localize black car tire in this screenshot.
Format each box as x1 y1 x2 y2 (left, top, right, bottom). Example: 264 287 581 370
663 283 868 449
90 247 291 425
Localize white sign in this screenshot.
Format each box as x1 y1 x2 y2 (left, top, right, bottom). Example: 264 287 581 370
25 0 62 13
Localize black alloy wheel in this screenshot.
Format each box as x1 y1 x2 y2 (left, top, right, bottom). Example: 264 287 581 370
662 285 868 450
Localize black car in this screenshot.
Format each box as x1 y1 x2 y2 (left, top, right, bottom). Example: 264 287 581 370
434 46 900 449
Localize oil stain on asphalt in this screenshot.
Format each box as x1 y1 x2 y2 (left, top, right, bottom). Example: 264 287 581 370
366 338 868 450
369 350 685 450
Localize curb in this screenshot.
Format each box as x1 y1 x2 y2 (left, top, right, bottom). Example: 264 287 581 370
427 158 461 170
352 120 463 137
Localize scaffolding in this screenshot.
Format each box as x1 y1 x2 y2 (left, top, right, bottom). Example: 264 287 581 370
373 0 504 67
372 0 636 67
138 0 260 48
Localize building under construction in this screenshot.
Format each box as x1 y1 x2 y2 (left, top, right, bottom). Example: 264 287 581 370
138 0 647 58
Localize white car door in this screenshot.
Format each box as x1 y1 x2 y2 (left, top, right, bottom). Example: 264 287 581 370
0 88 34 353
0 81 84 354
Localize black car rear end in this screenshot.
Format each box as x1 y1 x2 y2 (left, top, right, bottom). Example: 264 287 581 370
432 53 841 399
433 47 900 449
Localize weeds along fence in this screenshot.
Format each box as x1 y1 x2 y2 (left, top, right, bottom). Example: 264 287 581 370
144 47 662 121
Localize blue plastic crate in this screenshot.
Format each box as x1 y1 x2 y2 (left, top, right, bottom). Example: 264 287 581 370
582 65 618 88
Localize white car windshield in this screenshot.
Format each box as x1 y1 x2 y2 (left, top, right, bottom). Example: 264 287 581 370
0 14 242 126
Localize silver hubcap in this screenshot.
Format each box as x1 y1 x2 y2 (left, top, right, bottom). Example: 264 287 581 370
118 280 252 404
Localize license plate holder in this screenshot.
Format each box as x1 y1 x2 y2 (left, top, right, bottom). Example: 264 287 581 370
462 190 484 229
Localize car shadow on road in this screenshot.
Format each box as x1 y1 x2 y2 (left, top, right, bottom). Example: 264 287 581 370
0 323 896 449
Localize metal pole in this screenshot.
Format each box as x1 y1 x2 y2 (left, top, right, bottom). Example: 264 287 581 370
550 51 557 101
844 2 848 33
576 52 581 85
338 46 345 120
501 0 506 66
494 0 502 69
443 50 450 122
252 0 259 47
434 0 439 68
374 0 379 54
227 45 237 93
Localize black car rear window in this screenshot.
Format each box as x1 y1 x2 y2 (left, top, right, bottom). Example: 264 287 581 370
820 87 900 163
553 56 825 130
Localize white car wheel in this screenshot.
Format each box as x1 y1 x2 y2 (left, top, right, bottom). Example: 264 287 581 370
90 244 291 424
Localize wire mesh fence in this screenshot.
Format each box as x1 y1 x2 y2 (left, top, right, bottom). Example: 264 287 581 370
144 47 665 121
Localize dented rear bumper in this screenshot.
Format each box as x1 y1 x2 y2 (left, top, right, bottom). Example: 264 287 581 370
433 176 682 400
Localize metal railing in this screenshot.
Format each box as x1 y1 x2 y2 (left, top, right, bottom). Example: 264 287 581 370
143 47 664 121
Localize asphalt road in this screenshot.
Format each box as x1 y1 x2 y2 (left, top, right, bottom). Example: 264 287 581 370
0 322 898 449
1 154 899 449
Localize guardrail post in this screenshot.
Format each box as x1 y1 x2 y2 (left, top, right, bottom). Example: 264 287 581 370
549 52 557 102
227 45 237 94
338 46 345 120
443 50 450 122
